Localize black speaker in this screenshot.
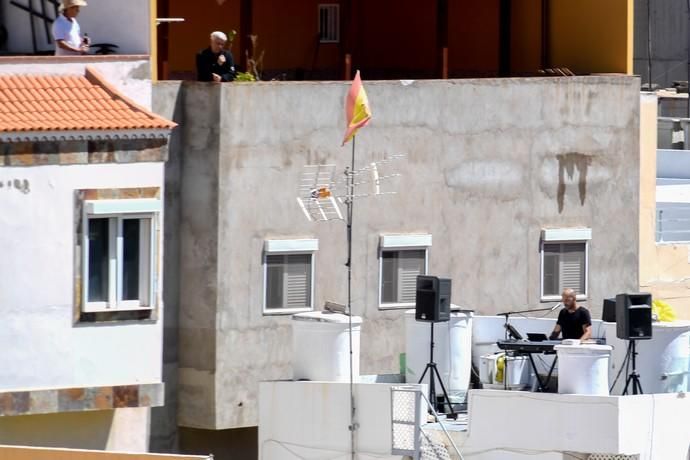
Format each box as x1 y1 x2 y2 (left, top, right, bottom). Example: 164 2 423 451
602 298 617 323
415 275 451 323
616 293 653 340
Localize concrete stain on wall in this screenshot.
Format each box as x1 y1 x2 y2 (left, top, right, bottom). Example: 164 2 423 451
557 153 592 213
0 179 30 194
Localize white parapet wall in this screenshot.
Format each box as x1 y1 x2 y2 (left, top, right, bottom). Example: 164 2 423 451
258 381 426 460
448 389 690 460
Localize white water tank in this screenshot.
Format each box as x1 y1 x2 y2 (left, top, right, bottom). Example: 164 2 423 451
479 353 531 389
292 311 362 382
605 321 690 394
405 308 473 403
556 344 612 395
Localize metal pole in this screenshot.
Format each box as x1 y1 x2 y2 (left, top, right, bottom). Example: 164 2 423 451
429 322 436 411
647 0 653 89
347 136 356 460
687 0 690 117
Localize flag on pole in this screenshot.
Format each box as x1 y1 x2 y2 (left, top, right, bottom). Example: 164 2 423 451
342 70 372 146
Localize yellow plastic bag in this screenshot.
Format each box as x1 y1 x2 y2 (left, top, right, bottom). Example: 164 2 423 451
652 299 677 322
495 353 505 383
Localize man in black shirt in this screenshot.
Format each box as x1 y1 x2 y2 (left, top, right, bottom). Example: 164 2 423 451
549 288 592 340
196 31 236 82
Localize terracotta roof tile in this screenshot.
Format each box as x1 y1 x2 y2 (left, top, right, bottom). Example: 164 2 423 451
0 66 176 134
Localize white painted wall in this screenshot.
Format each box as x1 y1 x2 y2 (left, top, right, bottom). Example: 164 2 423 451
2 0 150 55
0 163 164 390
0 58 152 109
456 389 690 460
259 381 426 460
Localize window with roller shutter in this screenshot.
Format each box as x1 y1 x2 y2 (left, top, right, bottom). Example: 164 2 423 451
380 249 427 307
541 242 587 300
265 254 313 312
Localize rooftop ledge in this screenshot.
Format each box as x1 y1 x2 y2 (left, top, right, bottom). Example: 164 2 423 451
0 55 150 64
0 382 163 417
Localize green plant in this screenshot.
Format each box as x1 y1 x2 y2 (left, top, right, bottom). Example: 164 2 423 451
235 71 256 82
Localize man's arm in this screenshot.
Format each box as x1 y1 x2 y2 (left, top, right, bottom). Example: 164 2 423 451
581 324 592 340
549 324 561 340
580 308 593 340
56 39 86 53
219 52 236 82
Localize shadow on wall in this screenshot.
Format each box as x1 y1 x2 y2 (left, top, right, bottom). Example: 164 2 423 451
180 427 257 460
149 84 186 453
557 152 592 213
0 410 114 449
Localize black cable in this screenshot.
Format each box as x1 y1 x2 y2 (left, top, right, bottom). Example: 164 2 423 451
610 341 632 393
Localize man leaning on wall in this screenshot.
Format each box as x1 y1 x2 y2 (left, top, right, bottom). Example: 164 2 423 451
52 0 90 55
196 31 236 82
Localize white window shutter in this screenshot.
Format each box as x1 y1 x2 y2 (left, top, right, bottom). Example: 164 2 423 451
559 244 585 294
285 255 311 309
398 253 422 304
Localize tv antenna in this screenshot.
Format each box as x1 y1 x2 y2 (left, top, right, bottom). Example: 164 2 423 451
295 147 405 458
296 153 405 222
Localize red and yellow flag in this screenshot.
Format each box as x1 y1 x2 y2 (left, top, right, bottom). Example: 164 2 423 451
342 70 372 146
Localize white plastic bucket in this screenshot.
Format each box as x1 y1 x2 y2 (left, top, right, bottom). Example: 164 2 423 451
292 311 362 382
556 344 612 395
479 353 530 388
405 309 473 402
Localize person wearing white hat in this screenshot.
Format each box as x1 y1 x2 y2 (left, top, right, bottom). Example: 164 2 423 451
52 0 89 56
196 31 236 82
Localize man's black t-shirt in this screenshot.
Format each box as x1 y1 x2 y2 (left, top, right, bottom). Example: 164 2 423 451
557 306 592 339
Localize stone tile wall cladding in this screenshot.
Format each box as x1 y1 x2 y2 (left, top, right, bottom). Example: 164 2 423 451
0 383 164 417
0 139 168 166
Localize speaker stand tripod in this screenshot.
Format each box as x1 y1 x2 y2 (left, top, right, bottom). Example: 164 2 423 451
417 322 457 420
622 340 644 395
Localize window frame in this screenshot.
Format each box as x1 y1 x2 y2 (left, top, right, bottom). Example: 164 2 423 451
539 239 589 302
81 199 159 313
378 234 432 310
318 3 340 44
262 239 318 316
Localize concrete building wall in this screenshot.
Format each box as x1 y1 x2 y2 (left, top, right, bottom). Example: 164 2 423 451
149 81 186 452
0 162 164 391
157 76 641 432
634 0 690 88
2 0 150 55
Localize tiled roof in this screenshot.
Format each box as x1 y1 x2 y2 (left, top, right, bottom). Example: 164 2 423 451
0 66 176 133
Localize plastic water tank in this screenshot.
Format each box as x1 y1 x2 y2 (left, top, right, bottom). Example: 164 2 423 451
479 353 531 389
605 320 690 394
292 311 362 382
405 308 473 403
556 344 612 395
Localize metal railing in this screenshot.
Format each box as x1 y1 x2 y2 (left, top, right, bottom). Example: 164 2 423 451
656 206 690 243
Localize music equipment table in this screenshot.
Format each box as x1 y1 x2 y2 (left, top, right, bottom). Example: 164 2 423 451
496 340 560 392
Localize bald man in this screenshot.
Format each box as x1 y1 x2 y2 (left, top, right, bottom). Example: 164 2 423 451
549 288 592 340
